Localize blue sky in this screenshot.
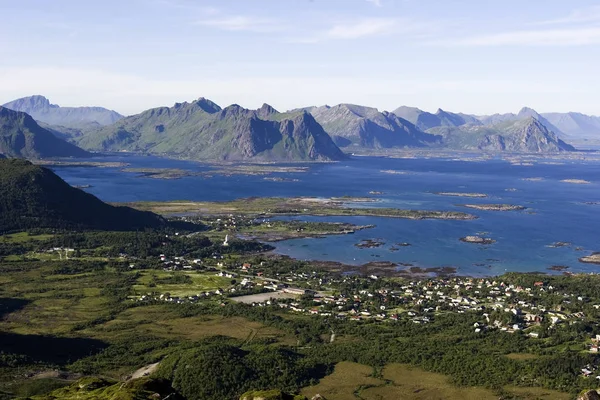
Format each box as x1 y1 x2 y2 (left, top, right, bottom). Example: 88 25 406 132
1 0 599 116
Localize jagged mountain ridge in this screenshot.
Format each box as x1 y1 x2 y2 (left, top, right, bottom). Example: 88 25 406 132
2 95 123 132
0 106 89 159
77 99 346 161
306 104 441 148
392 106 482 131
429 117 574 152
391 105 579 151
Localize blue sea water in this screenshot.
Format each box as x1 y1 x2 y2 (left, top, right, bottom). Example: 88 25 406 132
49 154 600 277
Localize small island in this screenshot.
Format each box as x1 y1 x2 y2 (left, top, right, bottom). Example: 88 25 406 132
355 239 385 249
548 265 570 272
263 177 300 182
122 168 200 180
547 242 571 248
434 192 488 198
579 253 600 265
522 177 544 182
462 204 526 211
460 236 496 244
561 179 592 185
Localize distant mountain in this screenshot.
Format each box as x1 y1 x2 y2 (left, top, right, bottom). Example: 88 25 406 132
392 106 481 131
430 117 574 153
2 95 123 133
516 107 566 138
77 98 346 162
541 112 600 139
307 104 440 148
0 158 167 231
477 112 518 126
476 107 567 138
0 107 90 159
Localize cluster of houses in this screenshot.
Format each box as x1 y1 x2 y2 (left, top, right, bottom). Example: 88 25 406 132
132 249 600 346
237 274 598 335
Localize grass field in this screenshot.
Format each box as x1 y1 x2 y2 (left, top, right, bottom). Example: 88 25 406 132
1 266 113 335
132 271 233 297
0 232 54 243
301 362 573 400
301 362 383 400
86 305 296 345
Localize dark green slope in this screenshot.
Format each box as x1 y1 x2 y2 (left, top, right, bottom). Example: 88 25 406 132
77 99 346 162
0 107 90 159
0 159 166 231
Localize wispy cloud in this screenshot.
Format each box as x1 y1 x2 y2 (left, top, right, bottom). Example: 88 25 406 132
197 15 280 32
288 17 436 43
535 5 600 26
327 18 396 39
444 27 600 47
154 0 218 14
365 0 383 7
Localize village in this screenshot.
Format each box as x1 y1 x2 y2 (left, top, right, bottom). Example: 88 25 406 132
134 249 600 368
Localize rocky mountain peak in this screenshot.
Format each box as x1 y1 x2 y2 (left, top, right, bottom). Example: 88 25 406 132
194 97 222 113
256 103 279 119
518 107 540 117
3 95 55 114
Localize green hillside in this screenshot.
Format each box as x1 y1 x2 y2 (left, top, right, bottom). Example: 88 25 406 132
0 107 89 159
0 159 166 231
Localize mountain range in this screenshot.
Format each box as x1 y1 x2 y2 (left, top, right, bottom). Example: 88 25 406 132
2 94 599 161
305 104 440 149
0 106 89 159
0 158 167 231
76 99 346 161
2 95 123 137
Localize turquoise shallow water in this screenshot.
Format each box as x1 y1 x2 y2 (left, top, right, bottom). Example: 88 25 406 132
50 154 600 276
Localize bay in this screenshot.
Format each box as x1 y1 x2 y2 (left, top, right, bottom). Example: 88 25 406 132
49 153 600 276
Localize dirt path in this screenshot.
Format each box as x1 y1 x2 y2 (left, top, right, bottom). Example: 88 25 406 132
128 362 160 380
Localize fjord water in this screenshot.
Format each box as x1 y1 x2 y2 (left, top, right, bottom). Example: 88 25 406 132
51 154 600 276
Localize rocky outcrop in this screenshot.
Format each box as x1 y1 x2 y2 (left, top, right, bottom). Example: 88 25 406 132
578 390 600 400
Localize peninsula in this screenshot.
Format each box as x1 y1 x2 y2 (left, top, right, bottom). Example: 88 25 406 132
123 197 477 220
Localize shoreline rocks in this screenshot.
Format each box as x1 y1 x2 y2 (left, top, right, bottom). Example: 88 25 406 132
579 253 600 265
